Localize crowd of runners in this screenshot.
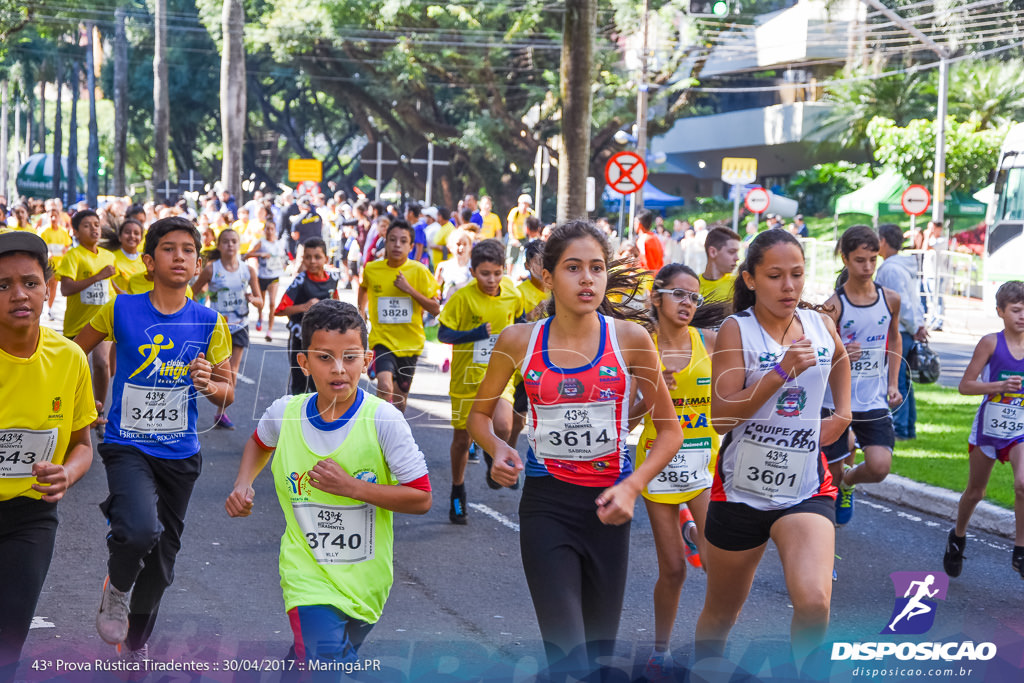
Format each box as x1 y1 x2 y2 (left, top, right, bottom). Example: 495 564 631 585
0 187 1021 682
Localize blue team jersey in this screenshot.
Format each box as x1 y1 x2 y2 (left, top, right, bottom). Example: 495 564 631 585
99 294 231 459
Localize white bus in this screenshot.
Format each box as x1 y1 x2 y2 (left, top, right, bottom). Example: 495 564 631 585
985 122 1024 305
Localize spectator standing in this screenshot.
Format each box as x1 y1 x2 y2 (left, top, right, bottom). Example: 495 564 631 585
875 223 928 440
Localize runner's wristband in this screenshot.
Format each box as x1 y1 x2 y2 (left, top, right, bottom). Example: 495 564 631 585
772 363 792 382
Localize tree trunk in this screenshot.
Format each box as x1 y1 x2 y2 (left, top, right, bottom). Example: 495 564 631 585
1 81 8 198
556 0 596 222
220 0 245 201
52 58 63 201
153 0 170 199
87 23 100 207
67 62 79 206
113 5 128 196
38 78 45 156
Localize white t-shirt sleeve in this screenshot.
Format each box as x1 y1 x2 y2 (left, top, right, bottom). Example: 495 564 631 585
255 395 293 449
374 401 429 484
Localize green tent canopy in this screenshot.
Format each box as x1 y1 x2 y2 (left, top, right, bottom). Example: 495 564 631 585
15 153 85 199
834 170 986 220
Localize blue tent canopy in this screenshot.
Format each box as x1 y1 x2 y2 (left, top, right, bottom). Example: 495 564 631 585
603 181 685 211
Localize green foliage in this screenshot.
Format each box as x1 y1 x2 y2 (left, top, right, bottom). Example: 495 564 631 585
949 59 1024 131
816 64 932 152
867 116 1007 194
785 162 871 216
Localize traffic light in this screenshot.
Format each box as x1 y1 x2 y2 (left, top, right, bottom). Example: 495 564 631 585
98 156 106 177
689 0 730 16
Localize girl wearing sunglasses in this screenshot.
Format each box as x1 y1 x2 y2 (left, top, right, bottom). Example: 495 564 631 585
630 263 724 678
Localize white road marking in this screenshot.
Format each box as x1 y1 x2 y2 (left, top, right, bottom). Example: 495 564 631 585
469 503 520 532
862 495 1011 551
30 617 55 629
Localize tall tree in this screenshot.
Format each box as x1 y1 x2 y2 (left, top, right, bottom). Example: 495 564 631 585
86 22 99 206
113 5 128 196
557 0 596 221
52 56 63 200
67 61 79 205
219 0 244 201
153 0 170 196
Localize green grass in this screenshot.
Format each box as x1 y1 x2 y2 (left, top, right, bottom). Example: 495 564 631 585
888 383 1017 509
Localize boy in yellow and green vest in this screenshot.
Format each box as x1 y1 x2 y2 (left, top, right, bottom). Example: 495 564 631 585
226 300 431 666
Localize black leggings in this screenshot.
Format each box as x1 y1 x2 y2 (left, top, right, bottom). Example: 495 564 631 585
519 475 631 681
0 497 58 683
99 444 201 650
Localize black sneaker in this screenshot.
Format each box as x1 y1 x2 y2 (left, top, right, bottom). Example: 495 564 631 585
483 452 502 490
1013 550 1024 579
468 442 481 464
449 491 468 525
943 529 965 578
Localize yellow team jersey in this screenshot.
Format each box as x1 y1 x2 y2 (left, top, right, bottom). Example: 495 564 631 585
638 327 719 504
438 277 524 397
124 271 194 298
430 221 456 266
0 327 97 500
55 245 116 338
506 207 534 240
110 248 147 295
517 277 549 321
38 226 72 269
698 272 736 304
607 271 653 306
479 213 502 240
361 258 440 356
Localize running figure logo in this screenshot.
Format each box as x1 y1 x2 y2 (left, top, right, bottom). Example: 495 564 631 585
882 572 949 635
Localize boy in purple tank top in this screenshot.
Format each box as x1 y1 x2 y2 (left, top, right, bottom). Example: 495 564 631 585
944 280 1024 578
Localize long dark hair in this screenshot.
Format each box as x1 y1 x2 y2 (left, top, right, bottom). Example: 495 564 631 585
650 263 729 329
102 218 145 252
542 220 649 325
733 229 829 314
205 227 239 263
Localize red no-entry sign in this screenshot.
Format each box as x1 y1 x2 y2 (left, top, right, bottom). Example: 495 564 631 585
901 185 931 216
744 187 771 214
605 151 648 196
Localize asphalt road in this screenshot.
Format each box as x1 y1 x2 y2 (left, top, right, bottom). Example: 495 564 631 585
14 292 1024 682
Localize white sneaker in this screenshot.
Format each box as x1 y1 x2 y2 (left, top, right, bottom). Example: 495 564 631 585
96 576 130 644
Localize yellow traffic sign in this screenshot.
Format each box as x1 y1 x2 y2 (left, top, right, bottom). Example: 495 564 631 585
288 158 323 183
721 157 757 186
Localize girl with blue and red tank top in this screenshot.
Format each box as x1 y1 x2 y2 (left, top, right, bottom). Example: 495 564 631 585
696 229 851 668
946 281 1024 580
465 221 683 681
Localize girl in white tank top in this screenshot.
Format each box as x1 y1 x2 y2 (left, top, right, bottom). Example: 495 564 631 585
696 230 851 670
193 228 263 429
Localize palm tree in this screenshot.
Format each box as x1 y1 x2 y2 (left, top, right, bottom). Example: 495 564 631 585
813 65 932 154
557 0 596 222
949 59 1024 131
220 0 245 202
113 4 127 196
153 0 169 197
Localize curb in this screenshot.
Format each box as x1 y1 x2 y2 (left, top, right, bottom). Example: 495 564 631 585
861 473 1014 540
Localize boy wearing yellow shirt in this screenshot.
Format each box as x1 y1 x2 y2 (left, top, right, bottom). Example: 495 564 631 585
698 226 741 304
437 239 524 524
0 232 96 681
478 196 503 240
510 239 550 449
358 221 440 413
37 221 72 318
56 210 116 424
